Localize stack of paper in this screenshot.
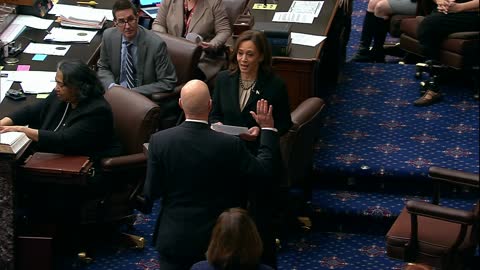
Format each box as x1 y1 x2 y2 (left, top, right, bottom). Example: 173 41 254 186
60 13 106 29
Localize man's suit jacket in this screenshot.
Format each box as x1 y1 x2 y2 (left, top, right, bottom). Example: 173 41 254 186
97 26 177 96
152 0 231 79
143 121 278 261
211 70 293 136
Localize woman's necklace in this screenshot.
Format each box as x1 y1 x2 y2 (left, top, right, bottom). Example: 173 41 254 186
239 77 256 91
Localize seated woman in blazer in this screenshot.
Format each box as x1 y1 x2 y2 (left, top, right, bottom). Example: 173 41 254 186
0 59 120 161
152 0 232 81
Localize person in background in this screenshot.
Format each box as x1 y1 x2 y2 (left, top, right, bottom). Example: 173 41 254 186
191 208 274 270
0 59 118 160
143 79 279 270
351 0 417 63
97 0 177 96
210 30 293 269
413 0 479 106
152 0 231 81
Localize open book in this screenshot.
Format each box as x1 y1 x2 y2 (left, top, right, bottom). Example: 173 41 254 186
0 131 31 154
211 124 248 136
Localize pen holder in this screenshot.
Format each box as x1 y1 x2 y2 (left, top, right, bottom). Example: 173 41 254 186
233 15 254 37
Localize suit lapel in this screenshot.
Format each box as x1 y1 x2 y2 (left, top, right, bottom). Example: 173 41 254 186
188 0 206 33
112 30 123 78
136 27 147 86
230 72 242 114
171 0 184 36
242 75 263 113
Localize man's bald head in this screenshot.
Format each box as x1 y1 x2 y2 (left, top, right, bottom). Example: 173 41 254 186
179 80 211 119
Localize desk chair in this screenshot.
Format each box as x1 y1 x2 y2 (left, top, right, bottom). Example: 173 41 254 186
151 32 202 129
278 97 325 235
386 166 479 270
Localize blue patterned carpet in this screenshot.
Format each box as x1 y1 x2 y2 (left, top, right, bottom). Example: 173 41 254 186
72 1 478 269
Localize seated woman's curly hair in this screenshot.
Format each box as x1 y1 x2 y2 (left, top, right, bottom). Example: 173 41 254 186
57 59 105 102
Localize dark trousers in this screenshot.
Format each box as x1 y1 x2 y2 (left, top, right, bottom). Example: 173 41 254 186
418 10 480 60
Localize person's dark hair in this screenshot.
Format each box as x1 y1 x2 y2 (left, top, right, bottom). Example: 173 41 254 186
206 208 263 270
112 0 138 20
229 30 272 75
57 59 105 102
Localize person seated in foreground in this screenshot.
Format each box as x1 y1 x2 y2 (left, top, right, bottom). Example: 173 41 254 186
97 0 177 95
143 79 279 270
191 208 274 270
351 0 417 63
152 0 232 81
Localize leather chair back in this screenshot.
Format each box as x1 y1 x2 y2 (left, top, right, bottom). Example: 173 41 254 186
105 86 161 154
280 97 325 187
156 32 202 86
222 0 249 27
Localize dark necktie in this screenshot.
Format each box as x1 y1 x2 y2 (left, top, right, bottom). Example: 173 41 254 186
125 42 136 89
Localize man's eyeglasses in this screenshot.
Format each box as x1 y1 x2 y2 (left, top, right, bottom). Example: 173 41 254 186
115 16 137 27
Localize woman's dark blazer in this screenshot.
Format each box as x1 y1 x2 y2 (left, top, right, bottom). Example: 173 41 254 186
210 70 293 137
8 91 117 160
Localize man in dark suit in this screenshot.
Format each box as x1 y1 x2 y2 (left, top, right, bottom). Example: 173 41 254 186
143 79 279 270
97 0 177 96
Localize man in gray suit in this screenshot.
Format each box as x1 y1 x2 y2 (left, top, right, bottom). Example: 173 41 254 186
143 79 279 270
97 0 177 96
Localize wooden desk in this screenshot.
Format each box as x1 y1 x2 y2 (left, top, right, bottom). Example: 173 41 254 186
0 2 111 267
249 0 352 109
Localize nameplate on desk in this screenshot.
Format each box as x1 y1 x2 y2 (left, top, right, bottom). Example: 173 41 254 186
252 3 277 10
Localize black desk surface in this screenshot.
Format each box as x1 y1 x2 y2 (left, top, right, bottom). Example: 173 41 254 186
249 0 339 59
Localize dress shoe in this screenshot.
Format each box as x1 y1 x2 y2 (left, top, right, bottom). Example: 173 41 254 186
413 90 442 106
351 48 373 63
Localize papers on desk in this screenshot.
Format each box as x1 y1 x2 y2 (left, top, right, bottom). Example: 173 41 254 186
24 43 71 56
0 23 25 43
272 1 324 24
288 1 324 17
49 3 114 21
0 71 56 96
44 27 97 43
291 32 326 47
12 15 54 30
272 12 314 24
211 124 248 136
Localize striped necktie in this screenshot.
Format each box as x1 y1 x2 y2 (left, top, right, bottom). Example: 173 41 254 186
125 42 136 89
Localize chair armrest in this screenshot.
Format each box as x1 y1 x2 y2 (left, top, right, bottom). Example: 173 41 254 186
151 87 181 104
448 32 480 40
406 200 474 225
101 153 147 171
428 166 479 188
290 97 325 131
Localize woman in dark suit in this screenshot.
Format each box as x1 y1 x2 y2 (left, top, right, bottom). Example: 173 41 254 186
210 30 292 269
0 59 118 160
210 30 292 151
191 208 274 270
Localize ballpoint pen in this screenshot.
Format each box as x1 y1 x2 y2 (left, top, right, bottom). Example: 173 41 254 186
77 1 98 6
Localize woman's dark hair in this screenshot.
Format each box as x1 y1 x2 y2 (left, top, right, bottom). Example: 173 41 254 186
57 59 105 102
207 208 263 270
112 0 138 20
229 30 273 75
